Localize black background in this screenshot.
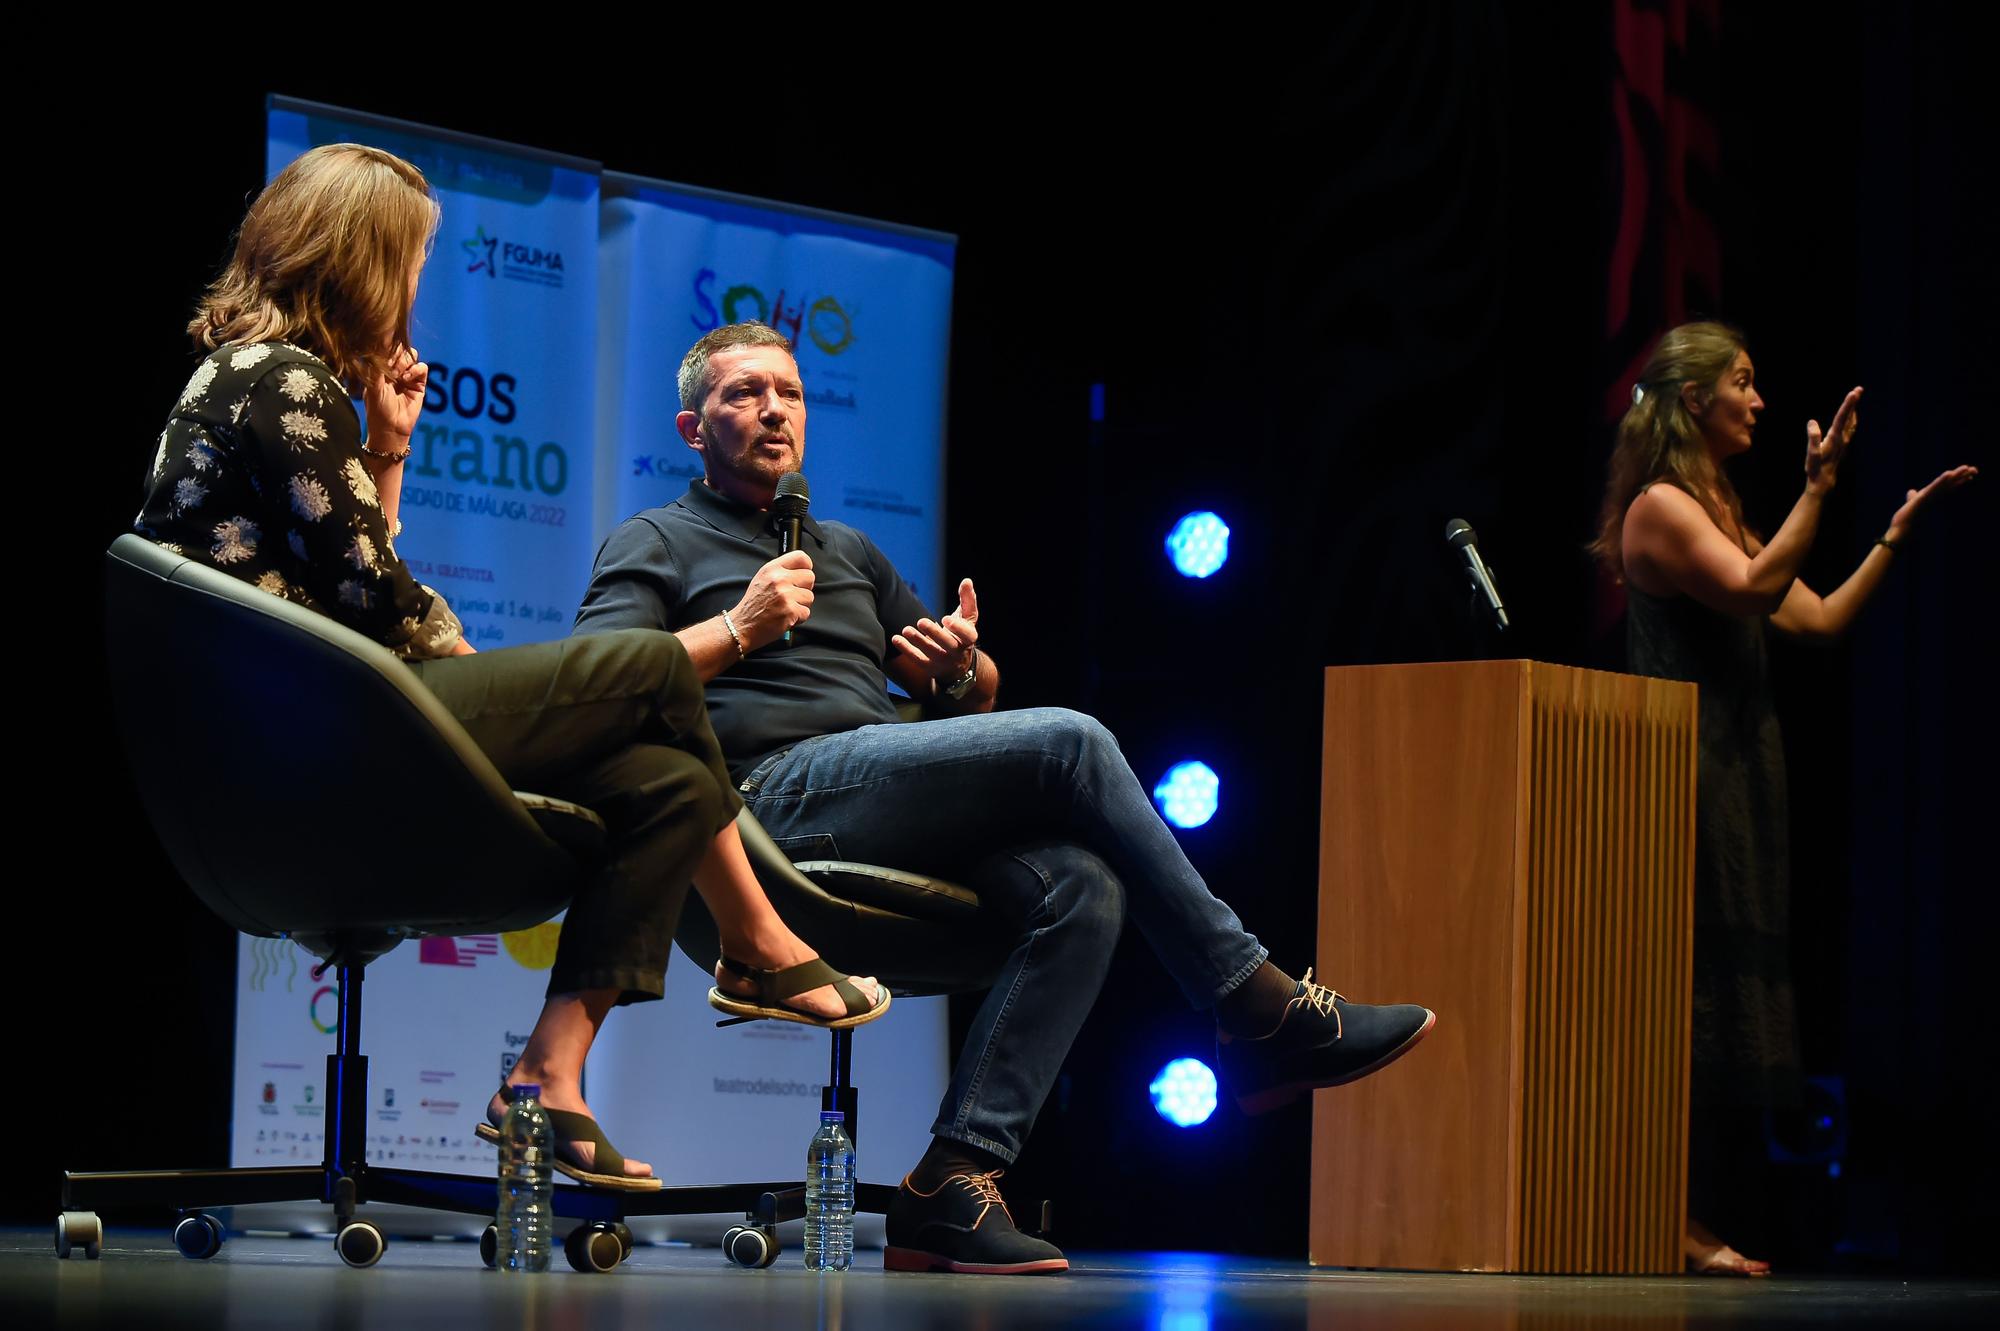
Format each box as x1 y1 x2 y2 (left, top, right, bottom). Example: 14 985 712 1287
28 6 1995 1271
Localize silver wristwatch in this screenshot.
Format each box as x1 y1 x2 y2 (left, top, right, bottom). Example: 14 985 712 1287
943 653 979 701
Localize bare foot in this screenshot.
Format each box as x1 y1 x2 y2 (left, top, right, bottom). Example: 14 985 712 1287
1685 1219 1770 1276
714 931 881 1021
488 1077 654 1181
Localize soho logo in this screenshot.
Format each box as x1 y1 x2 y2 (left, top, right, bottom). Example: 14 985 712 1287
690 269 855 356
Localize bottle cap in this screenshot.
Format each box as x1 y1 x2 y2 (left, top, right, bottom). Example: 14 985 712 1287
820 1110 845 1123
512 1084 541 1101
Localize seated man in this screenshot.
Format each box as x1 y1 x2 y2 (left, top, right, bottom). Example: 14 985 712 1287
575 321 1435 1274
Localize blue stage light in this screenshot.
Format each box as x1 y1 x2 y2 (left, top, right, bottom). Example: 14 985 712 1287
1150 1058 1219 1128
1165 511 1230 578
1153 761 1219 829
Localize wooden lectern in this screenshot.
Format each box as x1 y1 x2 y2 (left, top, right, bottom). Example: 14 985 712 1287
1309 660 1697 1274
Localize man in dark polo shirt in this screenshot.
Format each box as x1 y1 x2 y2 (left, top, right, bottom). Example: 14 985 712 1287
575 322 1435 1275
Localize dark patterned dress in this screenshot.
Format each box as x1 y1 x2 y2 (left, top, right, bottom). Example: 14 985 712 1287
134 341 462 657
1627 582 1801 1116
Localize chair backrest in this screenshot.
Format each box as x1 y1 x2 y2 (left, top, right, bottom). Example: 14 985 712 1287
104 535 579 944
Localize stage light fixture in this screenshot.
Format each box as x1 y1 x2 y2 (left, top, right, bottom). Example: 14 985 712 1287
1150 1058 1219 1128
1165 511 1230 578
1153 761 1220 829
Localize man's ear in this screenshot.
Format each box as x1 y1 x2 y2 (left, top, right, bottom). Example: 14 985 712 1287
675 409 705 453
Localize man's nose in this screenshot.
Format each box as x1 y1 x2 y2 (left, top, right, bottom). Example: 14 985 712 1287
760 390 787 420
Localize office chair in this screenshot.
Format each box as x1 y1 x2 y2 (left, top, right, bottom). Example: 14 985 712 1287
63 535 1012 1271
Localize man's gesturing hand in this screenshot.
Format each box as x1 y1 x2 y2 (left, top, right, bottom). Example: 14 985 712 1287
892 578 980 685
733 550 815 650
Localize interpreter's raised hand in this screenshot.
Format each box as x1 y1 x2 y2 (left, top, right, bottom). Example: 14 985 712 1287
734 549 815 649
891 578 980 683
365 346 428 445
1804 386 1862 495
1887 464 1979 538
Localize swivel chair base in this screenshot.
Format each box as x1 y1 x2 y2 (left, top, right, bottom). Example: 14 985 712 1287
57 959 901 1271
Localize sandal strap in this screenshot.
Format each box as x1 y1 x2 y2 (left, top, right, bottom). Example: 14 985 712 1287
722 955 874 1017
495 1084 630 1176
544 1107 630 1176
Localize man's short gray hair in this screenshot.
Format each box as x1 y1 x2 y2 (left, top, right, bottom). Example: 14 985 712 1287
678 322 797 413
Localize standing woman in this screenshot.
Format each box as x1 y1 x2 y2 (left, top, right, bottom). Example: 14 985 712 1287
135 143 886 1192
1592 321 1975 1273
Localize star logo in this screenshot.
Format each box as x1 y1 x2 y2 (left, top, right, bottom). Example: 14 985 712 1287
463 226 499 277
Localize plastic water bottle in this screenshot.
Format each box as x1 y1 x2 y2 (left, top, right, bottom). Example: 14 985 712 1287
496 1084 553 1272
803 1110 856 1271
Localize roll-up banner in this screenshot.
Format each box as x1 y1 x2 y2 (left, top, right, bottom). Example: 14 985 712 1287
590 173 958 1195
597 172 957 605
231 100 956 1234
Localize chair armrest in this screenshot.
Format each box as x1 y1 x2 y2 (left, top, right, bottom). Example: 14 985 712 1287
791 861 982 922
513 790 607 861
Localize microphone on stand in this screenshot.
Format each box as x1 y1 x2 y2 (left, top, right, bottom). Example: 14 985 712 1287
1445 518 1509 632
773 471 811 644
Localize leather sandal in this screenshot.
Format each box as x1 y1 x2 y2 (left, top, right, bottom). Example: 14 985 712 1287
474 1083 662 1192
708 956 892 1030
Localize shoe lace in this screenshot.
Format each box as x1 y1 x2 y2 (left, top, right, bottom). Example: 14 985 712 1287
1295 967 1345 1038
957 1169 1011 1217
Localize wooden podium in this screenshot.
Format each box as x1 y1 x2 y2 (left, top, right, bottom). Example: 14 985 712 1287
1308 660 1697 1274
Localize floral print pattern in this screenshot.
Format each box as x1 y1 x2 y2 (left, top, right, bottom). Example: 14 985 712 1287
134 342 461 659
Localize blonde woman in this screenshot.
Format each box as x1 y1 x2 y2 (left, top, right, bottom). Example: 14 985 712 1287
136 143 886 1192
1593 321 1975 1272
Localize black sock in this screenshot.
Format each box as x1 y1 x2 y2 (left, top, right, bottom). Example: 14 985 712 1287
1215 961 1302 1039
909 1137 1009 1191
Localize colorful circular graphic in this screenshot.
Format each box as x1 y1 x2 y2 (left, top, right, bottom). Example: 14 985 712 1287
807 295 854 356
309 984 340 1035
503 921 562 970
722 284 769 326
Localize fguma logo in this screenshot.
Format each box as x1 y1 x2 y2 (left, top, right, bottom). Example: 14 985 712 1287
462 225 566 289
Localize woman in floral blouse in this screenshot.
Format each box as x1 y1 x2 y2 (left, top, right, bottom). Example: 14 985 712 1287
136 143 885 1191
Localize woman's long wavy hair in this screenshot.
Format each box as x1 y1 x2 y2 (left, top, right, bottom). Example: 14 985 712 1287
1591 321 1753 578
188 143 439 389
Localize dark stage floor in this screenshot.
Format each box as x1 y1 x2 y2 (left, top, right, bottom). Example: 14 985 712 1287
6 1228 1995 1328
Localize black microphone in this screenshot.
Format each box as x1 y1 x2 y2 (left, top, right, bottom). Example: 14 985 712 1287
1445 519 1509 632
773 472 811 643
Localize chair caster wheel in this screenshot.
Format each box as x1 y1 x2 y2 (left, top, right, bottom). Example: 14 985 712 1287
723 1224 779 1268
611 1221 634 1260
565 1222 624 1273
335 1220 386 1268
55 1211 102 1260
173 1213 225 1260
479 1224 498 1269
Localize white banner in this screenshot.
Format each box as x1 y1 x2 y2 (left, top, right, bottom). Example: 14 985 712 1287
233 105 958 1219
591 172 959 1188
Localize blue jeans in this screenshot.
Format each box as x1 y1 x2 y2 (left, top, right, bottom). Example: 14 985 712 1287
741 707 1268 1163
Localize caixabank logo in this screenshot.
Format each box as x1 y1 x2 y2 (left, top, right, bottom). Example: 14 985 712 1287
462 225 567 289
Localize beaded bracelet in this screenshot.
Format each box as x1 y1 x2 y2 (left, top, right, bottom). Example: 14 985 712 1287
721 610 747 658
